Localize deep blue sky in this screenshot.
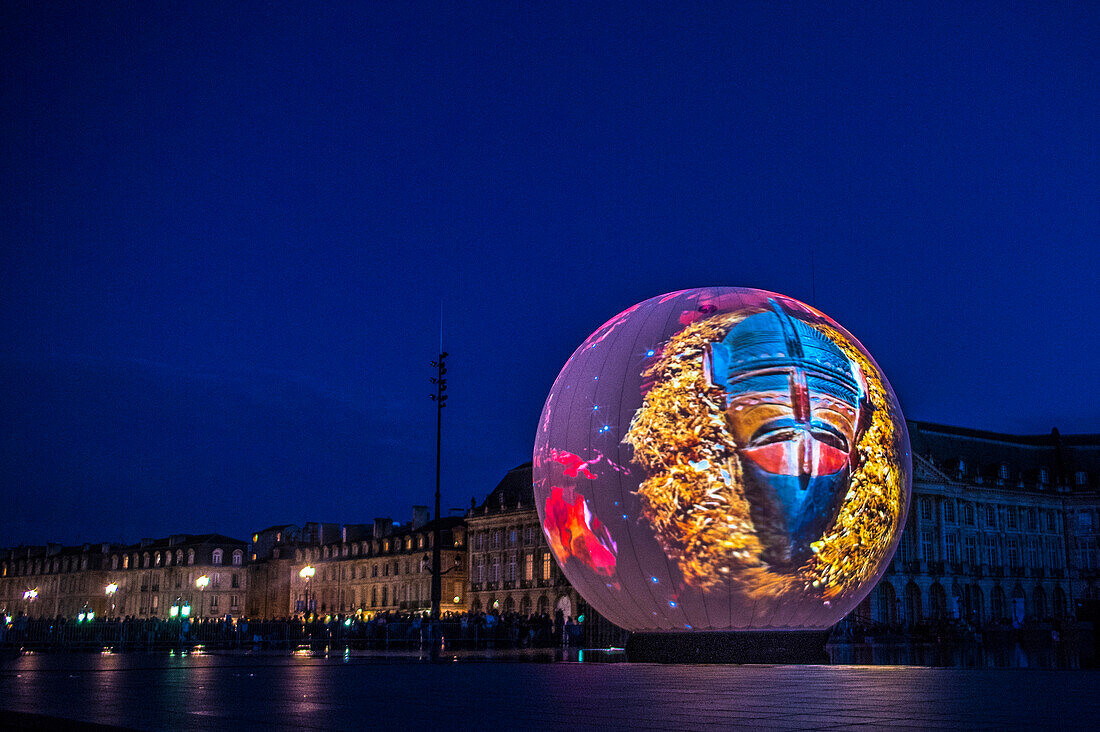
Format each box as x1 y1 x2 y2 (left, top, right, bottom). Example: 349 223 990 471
2 2 1097 547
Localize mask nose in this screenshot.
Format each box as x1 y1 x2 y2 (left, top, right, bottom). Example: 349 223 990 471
741 430 849 481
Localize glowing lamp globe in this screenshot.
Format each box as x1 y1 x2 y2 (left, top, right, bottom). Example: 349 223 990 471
533 288 910 631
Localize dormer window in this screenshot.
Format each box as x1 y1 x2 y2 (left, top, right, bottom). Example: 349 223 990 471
998 464 1010 481
212 549 223 565
956 459 966 477
1076 471 1088 487
1039 467 1049 484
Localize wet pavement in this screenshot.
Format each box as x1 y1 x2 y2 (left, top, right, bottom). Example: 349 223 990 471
0 651 1097 730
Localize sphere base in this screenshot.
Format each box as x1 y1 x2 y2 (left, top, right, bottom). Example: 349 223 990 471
625 629 830 664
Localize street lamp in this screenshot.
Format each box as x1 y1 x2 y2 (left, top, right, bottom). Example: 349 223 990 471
299 565 315 618
23 588 38 618
196 575 210 618
105 583 118 618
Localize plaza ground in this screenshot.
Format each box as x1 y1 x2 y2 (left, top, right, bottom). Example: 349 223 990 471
1 651 1097 730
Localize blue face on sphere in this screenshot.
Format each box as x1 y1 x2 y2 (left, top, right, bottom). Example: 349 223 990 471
706 299 865 567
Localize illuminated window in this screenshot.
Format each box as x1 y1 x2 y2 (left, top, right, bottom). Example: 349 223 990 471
541 553 551 580
524 553 534 581
122 555 129 569
505 554 517 581
232 550 243 566
212 549 223 565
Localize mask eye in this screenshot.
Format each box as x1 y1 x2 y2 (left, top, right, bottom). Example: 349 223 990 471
811 426 848 452
750 425 799 447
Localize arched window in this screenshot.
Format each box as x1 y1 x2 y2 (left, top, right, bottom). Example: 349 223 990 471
187 549 195 565
295 549 303 561
991 585 1006 620
1053 586 1067 617
165 551 172 566
143 553 150 568
112 555 119 570
967 584 984 622
1011 584 1027 622
155 552 161 566
176 550 183 565
929 583 946 619
212 549 223 565
232 550 243 566
1033 586 1047 620
122 555 129 569
876 583 897 626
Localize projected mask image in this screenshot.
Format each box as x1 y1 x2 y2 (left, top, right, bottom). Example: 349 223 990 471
533 288 910 632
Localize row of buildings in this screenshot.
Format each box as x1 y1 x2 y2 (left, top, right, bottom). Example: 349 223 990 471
2 422 1099 631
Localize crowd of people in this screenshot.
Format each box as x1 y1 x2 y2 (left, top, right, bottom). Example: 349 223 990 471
0 609 595 651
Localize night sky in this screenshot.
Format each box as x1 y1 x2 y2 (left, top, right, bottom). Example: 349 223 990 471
2 3 1097 547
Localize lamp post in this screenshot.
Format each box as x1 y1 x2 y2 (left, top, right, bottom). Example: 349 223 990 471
105 583 118 618
429 348 448 660
299 565 315 619
195 575 210 619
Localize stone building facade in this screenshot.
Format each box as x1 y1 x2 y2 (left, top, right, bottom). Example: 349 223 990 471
465 464 585 620
862 422 1100 627
4 421 1095 633
0 534 247 620
247 515 467 618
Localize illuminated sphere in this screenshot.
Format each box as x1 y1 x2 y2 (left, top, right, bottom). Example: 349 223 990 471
533 288 911 631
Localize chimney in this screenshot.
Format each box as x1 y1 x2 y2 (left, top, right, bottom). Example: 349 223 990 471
373 518 393 539
412 506 429 529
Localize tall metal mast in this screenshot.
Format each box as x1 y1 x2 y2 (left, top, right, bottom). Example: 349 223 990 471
429 303 448 658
